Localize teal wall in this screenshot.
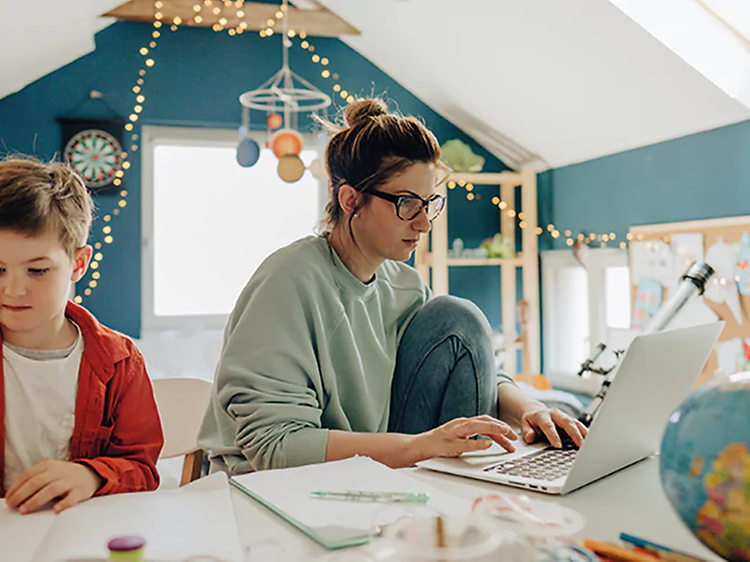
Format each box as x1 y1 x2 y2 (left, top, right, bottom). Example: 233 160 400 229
539 120 750 252
0 22 510 336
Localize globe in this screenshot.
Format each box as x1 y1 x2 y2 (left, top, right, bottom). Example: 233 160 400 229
660 371 750 561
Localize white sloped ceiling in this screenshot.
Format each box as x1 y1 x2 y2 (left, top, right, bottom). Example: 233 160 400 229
318 0 750 168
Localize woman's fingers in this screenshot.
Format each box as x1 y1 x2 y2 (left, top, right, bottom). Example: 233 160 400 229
550 410 587 447
453 417 517 440
525 411 562 448
450 417 518 452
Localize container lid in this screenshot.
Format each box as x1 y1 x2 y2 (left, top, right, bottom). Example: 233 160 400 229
107 535 146 552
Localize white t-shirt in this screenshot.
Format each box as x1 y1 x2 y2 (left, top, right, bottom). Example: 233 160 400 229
3 325 83 491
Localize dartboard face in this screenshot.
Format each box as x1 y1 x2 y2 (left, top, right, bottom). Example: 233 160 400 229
63 129 123 189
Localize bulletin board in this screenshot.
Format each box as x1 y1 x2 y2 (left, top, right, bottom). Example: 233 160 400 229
629 215 750 385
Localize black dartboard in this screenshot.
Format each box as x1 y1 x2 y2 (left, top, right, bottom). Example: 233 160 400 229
58 118 126 194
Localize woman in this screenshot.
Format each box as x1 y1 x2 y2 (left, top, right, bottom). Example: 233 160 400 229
198 98 587 474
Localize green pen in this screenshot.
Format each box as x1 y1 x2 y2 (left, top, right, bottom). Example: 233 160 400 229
310 490 430 503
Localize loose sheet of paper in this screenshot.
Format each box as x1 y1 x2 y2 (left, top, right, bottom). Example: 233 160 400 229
30 472 244 562
231 456 470 534
0 504 56 562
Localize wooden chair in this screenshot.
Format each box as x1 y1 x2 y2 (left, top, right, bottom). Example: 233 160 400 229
152 377 213 486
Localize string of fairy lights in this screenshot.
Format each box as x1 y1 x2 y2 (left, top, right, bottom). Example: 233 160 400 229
285 32 632 251
76 1 634 303
74 2 177 304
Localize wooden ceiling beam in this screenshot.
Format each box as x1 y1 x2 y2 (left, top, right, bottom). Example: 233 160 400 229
104 0 360 37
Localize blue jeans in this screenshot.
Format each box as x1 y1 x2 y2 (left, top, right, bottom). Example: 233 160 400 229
388 296 498 434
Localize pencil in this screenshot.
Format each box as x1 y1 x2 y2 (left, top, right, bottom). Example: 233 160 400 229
435 515 445 548
619 534 708 562
583 539 659 562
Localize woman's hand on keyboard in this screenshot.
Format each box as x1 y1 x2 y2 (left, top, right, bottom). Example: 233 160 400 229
520 405 588 449
414 415 519 460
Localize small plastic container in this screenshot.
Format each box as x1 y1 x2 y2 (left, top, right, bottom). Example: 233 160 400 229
107 535 146 562
379 514 532 561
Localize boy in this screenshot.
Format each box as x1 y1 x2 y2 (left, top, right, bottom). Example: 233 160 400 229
0 157 163 514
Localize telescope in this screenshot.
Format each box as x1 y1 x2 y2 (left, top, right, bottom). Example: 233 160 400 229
578 261 715 425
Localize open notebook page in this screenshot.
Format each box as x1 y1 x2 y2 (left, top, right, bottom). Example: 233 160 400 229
27 472 244 562
231 456 471 538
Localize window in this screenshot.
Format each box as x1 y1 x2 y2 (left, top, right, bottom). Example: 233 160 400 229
542 248 631 394
141 126 326 330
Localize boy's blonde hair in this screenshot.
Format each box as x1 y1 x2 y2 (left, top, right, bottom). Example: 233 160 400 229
0 156 94 257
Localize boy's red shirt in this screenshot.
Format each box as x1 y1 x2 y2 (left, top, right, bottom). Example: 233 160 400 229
0 301 164 497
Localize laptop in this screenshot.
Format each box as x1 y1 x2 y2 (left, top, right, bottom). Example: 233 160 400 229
417 322 724 495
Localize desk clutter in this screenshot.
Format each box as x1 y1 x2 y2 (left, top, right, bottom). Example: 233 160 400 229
231 456 599 561
1 455 717 561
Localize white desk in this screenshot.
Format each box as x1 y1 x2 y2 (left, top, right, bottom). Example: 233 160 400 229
231 456 722 561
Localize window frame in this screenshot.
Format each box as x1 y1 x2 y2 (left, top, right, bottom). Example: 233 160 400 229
541 247 629 394
140 125 326 332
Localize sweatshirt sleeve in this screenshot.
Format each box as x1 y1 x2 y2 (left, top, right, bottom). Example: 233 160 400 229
213 269 331 471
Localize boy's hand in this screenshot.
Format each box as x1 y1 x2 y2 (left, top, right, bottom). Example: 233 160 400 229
5 460 103 514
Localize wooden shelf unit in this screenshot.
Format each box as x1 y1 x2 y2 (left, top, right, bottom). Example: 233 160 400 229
414 166 540 379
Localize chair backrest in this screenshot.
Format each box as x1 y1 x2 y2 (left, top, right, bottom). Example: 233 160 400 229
152 377 212 459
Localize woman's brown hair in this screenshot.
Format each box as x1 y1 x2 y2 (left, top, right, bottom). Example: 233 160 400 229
318 98 444 234
0 156 94 257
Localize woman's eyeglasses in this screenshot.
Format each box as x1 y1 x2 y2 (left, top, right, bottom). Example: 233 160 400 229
367 190 446 222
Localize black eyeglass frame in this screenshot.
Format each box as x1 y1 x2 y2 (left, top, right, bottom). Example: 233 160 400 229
367 189 446 222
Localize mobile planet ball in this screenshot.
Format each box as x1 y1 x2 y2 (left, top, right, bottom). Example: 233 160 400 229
236 137 260 167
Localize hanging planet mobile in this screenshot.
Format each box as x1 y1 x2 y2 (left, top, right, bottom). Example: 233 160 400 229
64 129 123 189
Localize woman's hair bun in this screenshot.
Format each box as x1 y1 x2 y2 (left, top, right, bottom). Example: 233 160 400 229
343 98 388 128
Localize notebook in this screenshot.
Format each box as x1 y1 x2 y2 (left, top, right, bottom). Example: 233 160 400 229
418 322 724 495
230 456 471 549
0 472 244 562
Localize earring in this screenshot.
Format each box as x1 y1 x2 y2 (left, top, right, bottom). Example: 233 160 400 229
353 213 358 218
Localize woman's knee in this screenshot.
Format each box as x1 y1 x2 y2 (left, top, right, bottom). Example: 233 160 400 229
415 296 493 345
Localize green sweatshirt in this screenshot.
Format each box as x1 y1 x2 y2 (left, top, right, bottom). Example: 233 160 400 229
198 235 430 473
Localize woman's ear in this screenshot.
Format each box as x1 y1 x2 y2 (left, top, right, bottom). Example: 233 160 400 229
71 245 93 283
338 184 361 217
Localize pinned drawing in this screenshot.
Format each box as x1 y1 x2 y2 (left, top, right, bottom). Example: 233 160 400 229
705 240 743 325
734 233 750 296
670 233 704 291
716 338 750 376
631 240 673 288
632 277 663 330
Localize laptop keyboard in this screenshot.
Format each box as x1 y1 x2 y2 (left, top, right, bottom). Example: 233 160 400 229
483 436 580 481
